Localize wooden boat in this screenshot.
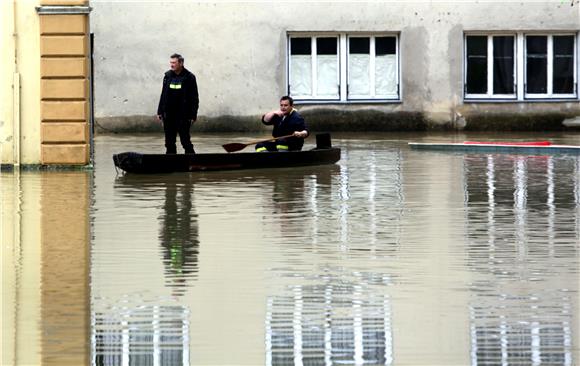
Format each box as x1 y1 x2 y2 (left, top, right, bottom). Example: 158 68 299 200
409 141 580 155
113 133 341 174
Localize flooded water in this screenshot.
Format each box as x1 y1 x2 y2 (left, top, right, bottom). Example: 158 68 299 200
2 132 580 365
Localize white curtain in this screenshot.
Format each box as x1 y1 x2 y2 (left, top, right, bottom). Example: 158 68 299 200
375 54 397 96
348 54 370 96
290 55 312 96
317 55 338 97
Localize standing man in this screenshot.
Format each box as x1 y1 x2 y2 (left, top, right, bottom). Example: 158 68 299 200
157 53 199 154
256 96 309 152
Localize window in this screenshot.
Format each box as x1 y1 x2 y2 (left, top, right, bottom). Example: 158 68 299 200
289 36 339 100
464 33 578 101
525 35 576 98
465 35 516 99
288 33 400 102
348 36 398 99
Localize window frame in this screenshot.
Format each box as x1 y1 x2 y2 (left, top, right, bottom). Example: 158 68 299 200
463 32 579 102
287 34 341 101
463 33 518 101
346 34 400 101
524 33 578 100
287 32 401 103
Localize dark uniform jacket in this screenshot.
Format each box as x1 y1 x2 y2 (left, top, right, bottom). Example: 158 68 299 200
157 68 199 120
262 109 309 151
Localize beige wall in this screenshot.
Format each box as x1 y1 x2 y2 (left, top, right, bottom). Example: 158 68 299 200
40 11 90 165
1 1 42 165
0 0 91 167
0 1 16 165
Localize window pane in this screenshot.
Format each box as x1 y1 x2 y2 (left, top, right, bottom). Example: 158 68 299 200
349 37 370 54
553 36 574 94
316 38 338 97
316 37 337 55
290 38 312 96
493 36 514 94
290 37 311 55
466 36 487 94
376 37 396 55
349 37 370 96
526 36 547 94
375 37 397 96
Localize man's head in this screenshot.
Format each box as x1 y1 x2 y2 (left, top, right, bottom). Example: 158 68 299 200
170 53 184 74
279 95 294 115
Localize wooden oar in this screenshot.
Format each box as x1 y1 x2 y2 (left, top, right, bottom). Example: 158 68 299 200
222 134 295 153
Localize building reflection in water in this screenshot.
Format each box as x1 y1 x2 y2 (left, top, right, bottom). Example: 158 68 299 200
265 281 393 366
2 171 91 366
92 305 190 366
92 176 199 365
264 147 402 365
463 154 579 366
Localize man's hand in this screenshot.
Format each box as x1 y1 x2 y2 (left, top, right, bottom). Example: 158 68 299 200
156 115 163 123
263 110 282 123
293 130 308 138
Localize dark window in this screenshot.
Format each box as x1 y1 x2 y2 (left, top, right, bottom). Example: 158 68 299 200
376 37 396 55
291 38 311 55
316 37 337 55
553 36 574 94
493 36 514 94
466 36 487 94
349 37 370 54
526 36 547 94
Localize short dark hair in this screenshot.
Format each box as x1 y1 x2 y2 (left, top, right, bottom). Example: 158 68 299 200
280 95 294 106
170 53 184 63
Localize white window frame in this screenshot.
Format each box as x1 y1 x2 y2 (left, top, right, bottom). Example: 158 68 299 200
288 35 341 101
287 33 400 103
524 33 578 100
464 34 517 100
346 34 400 101
464 32 579 102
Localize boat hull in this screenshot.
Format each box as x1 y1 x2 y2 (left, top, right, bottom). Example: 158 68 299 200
113 148 341 174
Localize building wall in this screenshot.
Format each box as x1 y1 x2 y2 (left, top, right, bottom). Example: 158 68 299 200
0 0 91 167
91 1 580 131
0 0 42 165
40 11 91 165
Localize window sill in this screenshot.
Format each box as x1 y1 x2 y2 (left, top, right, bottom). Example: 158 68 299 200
464 98 579 103
294 99 402 105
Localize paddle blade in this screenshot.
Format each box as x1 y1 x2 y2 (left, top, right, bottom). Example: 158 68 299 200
222 142 249 153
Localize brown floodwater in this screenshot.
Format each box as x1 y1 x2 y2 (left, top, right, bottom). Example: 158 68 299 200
2 132 579 365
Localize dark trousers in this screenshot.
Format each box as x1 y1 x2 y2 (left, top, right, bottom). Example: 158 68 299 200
255 138 303 152
163 117 195 154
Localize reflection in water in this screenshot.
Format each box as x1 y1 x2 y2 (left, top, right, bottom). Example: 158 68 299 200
266 280 393 366
113 175 200 296
92 304 190 366
264 146 402 365
1 171 91 366
464 154 579 365
5 134 574 365
159 180 199 296
91 176 200 365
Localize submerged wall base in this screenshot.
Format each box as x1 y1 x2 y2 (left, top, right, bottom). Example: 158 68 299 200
95 109 580 134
